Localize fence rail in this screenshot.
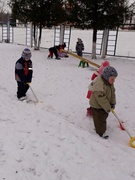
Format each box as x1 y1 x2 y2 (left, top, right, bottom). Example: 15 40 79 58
0 24 135 58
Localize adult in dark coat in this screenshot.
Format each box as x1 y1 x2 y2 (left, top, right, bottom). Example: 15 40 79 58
15 48 33 100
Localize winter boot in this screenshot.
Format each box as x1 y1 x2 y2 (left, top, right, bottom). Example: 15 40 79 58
18 96 27 101
48 55 53 59
55 57 61 60
99 133 109 139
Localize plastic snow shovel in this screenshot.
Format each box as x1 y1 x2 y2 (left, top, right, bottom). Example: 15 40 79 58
111 109 135 149
29 85 43 104
111 109 125 130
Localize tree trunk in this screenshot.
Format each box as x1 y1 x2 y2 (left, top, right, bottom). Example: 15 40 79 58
92 28 97 59
37 25 42 50
33 24 42 50
33 24 38 50
101 29 109 58
59 24 65 45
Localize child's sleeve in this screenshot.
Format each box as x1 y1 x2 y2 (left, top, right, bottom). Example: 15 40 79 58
91 73 97 80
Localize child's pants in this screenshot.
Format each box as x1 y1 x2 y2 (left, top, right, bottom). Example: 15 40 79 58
17 81 29 98
48 51 53 58
91 107 108 136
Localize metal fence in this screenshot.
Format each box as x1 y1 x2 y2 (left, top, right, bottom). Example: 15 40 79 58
0 24 135 58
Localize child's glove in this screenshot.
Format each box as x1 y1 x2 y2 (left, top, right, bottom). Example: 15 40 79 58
111 104 115 109
106 110 111 113
26 82 30 86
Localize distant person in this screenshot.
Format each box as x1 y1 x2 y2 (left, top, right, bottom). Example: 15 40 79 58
76 38 88 67
15 48 33 100
76 38 84 57
48 45 61 60
86 60 110 117
90 66 118 139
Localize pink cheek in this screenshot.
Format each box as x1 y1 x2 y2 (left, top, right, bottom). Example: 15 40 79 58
109 80 113 84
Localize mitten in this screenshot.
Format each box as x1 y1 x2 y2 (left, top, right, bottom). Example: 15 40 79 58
26 82 30 86
111 104 115 109
106 109 110 113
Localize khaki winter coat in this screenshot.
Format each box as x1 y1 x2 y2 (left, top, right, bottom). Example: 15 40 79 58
90 75 116 112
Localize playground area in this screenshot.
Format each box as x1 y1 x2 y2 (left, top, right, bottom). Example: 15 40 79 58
1 24 135 58
0 42 135 179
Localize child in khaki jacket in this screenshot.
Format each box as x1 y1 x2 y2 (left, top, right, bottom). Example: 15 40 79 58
86 61 110 117
90 66 118 139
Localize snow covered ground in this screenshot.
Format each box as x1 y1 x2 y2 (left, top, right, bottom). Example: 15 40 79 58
0 40 135 180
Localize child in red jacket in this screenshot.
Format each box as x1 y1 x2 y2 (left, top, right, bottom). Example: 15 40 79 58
86 60 110 117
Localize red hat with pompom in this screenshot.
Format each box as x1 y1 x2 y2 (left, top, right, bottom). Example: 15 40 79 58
102 60 110 67
98 60 110 75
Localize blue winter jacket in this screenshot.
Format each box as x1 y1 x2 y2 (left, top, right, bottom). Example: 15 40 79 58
15 57 33 83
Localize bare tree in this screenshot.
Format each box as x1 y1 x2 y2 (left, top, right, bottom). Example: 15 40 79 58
66 0 130 59
9 0 67 50
0 0 11 22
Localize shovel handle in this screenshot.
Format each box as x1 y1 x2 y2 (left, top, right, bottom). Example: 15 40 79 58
29 85 39 103
112 109 123 124
111 109 132 138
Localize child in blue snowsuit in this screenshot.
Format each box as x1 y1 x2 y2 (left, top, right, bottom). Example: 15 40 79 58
15 48 33 100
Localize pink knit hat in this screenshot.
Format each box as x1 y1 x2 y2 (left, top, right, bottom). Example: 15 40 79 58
98 60 110 75
102 60 110 67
